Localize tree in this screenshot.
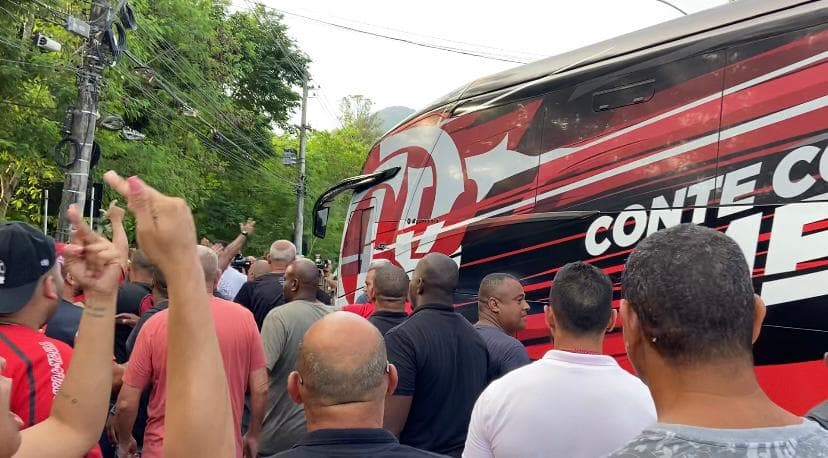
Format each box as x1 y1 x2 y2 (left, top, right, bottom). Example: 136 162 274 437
0 3 381 273
0 0 310 239
339 95 383 144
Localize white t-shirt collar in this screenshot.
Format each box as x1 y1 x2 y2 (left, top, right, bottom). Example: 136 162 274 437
543 349 618 366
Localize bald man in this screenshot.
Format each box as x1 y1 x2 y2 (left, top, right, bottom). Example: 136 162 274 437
248 259 271 282
235 241 331 329
383 253 489 457
475 273 530 379
368 264 411 335
261 312 445 457
259 258 335 455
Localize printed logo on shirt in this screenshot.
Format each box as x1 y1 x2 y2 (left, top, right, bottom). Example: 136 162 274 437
39 341 66 395
0 260 5 285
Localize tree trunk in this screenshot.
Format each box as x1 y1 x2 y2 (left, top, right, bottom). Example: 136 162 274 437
0 161 21 223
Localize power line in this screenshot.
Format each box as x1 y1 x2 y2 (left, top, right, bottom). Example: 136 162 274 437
119 79 273 181
243 1 308 79
0 99 57 110
654 0 688 15
267 4 545 61
126 23 299 164
121 49 298 186
256 4 528 64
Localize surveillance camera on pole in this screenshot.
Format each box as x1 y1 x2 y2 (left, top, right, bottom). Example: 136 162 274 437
33 34 62 52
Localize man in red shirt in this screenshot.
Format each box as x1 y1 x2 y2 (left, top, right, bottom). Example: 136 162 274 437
342 259 412 317
113 245 267 458
0 214 122 458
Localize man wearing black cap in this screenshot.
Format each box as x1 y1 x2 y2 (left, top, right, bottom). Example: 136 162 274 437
0 217 126 458
0 223 70 428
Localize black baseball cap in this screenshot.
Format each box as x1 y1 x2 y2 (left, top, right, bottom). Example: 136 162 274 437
0 222 56 314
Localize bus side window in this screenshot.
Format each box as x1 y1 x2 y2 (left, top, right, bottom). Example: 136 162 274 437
593 79 656 112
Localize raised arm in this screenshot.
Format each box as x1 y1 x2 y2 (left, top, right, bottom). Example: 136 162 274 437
217 219 255 273
104 200 129 272
104 171 235 458
16 205 119 457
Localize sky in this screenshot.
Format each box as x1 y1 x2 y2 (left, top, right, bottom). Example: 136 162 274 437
231 0 729 131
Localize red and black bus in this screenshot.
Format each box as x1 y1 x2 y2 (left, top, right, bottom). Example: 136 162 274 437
312 0 828 413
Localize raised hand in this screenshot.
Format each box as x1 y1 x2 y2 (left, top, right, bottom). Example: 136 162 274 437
103 171 197 273
240 218 256 235
103 200 126 224
62 204 121 297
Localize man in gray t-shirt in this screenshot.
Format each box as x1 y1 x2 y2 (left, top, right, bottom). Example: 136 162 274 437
611 224 828 457
611 420 828 456
474 273 530 380
259 259 333 455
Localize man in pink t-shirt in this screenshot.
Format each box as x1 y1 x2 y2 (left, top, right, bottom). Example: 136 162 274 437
113 247 268 458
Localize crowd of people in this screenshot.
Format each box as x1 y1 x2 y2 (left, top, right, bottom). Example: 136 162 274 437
0 171 826 458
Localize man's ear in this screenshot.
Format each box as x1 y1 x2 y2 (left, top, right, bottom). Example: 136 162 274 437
287 371 303 405
487 297 499 313
42 273 59 300
752 294 766 344
387 363 398 396
544 305 556 333
415 278 424 296
619 299 644 349
606 308 618 333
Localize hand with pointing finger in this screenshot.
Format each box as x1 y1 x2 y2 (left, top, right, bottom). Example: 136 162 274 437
103 171 198 272
104 200 126 224
63 204 121 298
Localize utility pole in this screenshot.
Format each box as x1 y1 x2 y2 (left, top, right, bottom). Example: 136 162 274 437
294 77 310 256
55 1 107 241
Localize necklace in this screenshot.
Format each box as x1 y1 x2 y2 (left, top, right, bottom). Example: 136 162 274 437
556 347 603 355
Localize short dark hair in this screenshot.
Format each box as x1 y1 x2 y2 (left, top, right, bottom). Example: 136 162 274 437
372 264 408 300
151 266 168 299
478 273 519 302
131 249 153 274
548 262 612 335
623 223 755 365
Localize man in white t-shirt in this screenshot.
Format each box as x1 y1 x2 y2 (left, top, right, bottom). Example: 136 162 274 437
463 262 655 458
217 265 247 300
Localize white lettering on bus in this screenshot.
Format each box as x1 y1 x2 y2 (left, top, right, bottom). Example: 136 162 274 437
583 143 828 306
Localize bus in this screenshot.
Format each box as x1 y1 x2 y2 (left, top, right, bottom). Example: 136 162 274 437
311 0 828 414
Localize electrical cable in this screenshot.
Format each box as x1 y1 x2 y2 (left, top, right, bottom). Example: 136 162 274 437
252 4 528 64
119 66 298 185
128 49 284 170
125 30 295 166
654 0 688 16
29 0 68 21
120 87 266 179
268 4 545 61
0 99 56 110
119 3 137 31
103 20 126 64
125 24 280 146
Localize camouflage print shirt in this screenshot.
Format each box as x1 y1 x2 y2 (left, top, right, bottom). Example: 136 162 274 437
609 419 828 457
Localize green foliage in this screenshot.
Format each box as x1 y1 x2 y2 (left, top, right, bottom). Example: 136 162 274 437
0 2 375 264
0 152 59 223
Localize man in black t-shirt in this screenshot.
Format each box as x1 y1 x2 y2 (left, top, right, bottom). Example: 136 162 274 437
367 264 410 335
384 253 489 457
114 250 155 363
262 312 443 458
234 240 330 329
